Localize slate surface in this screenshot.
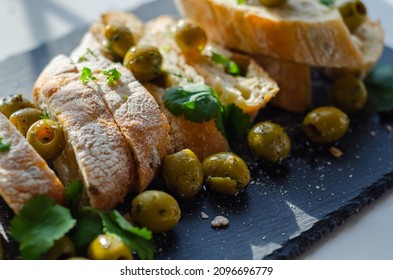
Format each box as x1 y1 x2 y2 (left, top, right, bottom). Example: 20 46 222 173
1 0 393 260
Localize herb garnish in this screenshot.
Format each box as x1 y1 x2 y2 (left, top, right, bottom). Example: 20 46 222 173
211 52 242 76
0 137 11 152
103 68 122 86
39 111 50 120
237 0 246 4
80 67 97 84
364 65 393 114
319 0 335 6
77 48 98 63
9 196 76 259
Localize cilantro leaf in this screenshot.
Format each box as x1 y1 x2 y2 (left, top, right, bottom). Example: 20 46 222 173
103 68 122 86
223 104 252 137
320 0 334 6
163 84 223 124
211 52 242 76
100 211 155 260
0 137 11 152
70 207 103 250
80 67 97 84
9 196 76 259
364 65 393 114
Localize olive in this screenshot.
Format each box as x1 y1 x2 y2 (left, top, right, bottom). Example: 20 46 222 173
131 190 181 233
259 0 287 7
123 45 163 83
87 233 133 260
9 108 43 137
202 152 250 195
174 20 207 53
303 106 350 144
104 24 135 59
338 0 367 31
331 76 367 114
26 119 65 161
247 121 291 162
44 236 76 260
162 149 203 199
0 94 34 119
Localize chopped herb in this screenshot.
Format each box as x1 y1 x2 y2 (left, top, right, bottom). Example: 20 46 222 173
77 48 98 63
211 52 241 76
223 103 252 137
39 111 50 120
319 0 335 6
80 67 97 84
364 65 393 114
9 196 76 259
0 137 11 152
163 84 224 133
103 68 122 86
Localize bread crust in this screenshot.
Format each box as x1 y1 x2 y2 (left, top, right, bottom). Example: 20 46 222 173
0 113 65 214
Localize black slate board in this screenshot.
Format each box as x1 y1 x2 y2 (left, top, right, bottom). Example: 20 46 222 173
1 0 393 260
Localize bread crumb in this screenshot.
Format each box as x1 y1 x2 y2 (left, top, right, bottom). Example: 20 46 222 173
211 216 229 229
201 212 209 220
329 147 343 158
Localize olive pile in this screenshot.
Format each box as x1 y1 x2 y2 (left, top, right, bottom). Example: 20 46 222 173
0 95 65 161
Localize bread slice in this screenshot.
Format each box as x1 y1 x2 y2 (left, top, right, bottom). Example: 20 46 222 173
175 0 381 68
70 33 170 191
34 55 135 210
0 113 65 214
141 15 279 119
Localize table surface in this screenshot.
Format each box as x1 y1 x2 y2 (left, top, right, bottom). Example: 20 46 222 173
1 0 393 260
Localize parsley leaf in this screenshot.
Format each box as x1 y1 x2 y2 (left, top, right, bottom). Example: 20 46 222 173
163 84 223 124
0 137 11 152
223 104 252 137
364 65 393 114
103 68 122 86
70 207 103 250
320 0 335 6
100 211 155 260
9 196 76 259
211 52 242 76
80 67 97 84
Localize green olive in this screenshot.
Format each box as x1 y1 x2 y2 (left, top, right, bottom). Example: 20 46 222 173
0 94 34 119
247 121 291 162
9 108 43 137
162 149 203 199
104 24 135 59
87 233 133 260
303 106 350 144
26 119 65 161
259 0 287 7
131 190 181 233
174 20 207 53
44 236 76 260
331 76 367 114
202 152 250 195
338 0 367 31
123 45 163 83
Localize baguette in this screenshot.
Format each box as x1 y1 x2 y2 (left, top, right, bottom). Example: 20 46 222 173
33 55 135 210
175 0 382 68
0 113 65 214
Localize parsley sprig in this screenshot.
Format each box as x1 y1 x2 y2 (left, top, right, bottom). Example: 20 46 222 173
80 67 97 84
0 136 11 152
103 68 122 86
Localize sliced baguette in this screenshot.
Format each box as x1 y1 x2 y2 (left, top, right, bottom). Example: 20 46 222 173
70 33 170 191
0 113 65 214
175 0 381 68
34 55 135 210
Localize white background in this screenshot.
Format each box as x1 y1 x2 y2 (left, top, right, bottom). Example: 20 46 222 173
0 0 393 259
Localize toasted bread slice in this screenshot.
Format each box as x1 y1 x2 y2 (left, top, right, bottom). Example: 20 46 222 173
175 0 382 68
34 55 135 210
0 113 65 214
70 33 170 191
141 15 279 118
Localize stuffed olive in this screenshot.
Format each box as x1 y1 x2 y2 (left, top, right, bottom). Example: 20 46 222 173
104 24 135 59
9 108 43 137
0 94 34 119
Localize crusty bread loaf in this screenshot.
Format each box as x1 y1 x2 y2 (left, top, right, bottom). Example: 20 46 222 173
0 113 65 214
175 0 382 68
34 55 135 210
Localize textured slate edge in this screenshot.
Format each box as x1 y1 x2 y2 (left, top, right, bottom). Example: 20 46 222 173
264 172 393 259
